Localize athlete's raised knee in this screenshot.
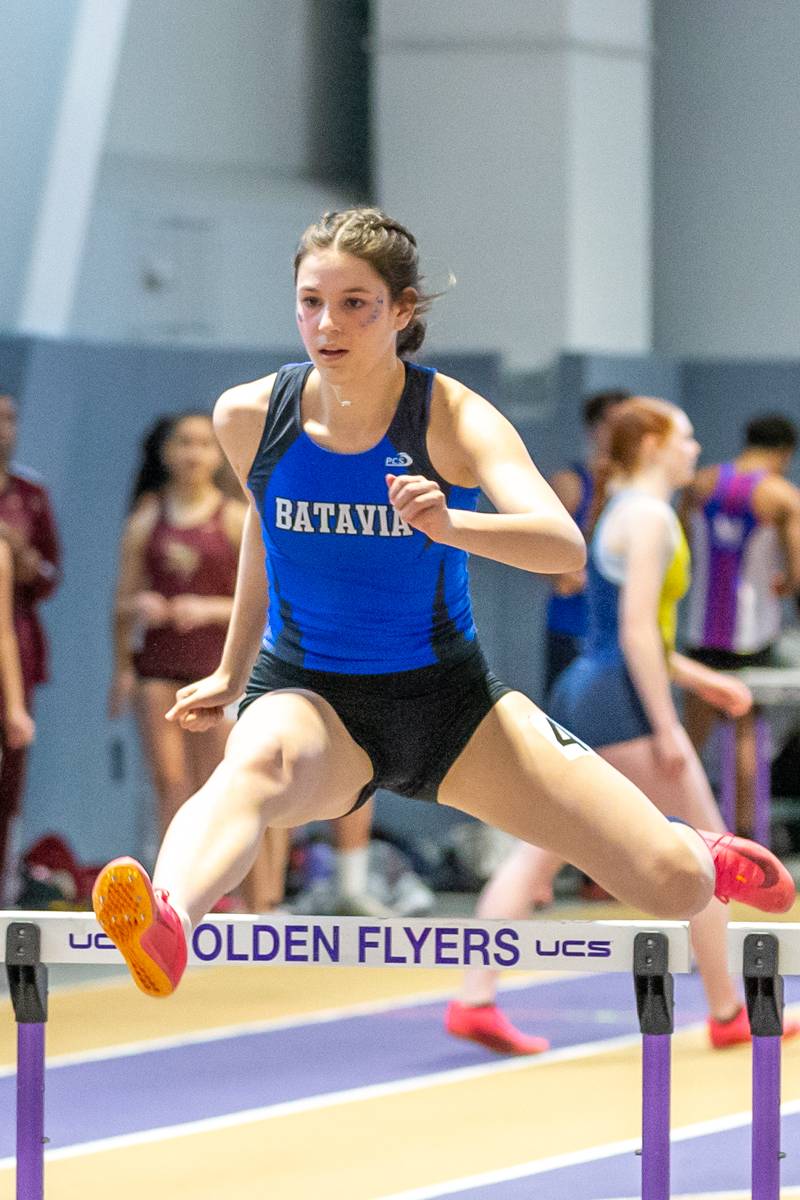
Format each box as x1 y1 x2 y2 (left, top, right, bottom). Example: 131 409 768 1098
646 834 715 919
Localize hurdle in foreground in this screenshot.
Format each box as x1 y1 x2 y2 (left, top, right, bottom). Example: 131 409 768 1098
2 914 796 1200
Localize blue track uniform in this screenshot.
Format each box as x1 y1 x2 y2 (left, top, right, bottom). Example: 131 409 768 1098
240 361 510 806
550 491 690 747
247 362 481 673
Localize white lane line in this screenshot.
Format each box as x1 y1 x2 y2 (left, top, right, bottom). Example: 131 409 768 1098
373 1099 800 1199
0 971 565 1077
0 1024 662 1171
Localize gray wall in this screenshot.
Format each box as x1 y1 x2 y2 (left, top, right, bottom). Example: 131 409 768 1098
0 0 79 328
653 0 800 356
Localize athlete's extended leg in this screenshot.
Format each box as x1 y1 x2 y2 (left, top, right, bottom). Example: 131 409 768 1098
153 691 373 923
93 690 373 995
601 733 739 1022
458 841 560 1005
440 693 715 918
604 731 798 1045
446 841 559 1055
439 692 793 919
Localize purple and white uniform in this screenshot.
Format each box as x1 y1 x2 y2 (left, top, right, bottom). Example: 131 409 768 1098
686 463 782 655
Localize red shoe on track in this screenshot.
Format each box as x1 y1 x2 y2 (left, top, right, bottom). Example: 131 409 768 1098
92 857 188 998
698 831 796 913
445 1001 550 1056
708 1004 800 1049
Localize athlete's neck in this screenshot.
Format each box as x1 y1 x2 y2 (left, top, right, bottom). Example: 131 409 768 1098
317 356 406 421
735 449 787 476
164 481 220 513
617 466 673 503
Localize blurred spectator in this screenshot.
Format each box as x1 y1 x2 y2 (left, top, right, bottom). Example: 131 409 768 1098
681 413 800 834
0 390 61 902
109 412 244 841
544 389 631 694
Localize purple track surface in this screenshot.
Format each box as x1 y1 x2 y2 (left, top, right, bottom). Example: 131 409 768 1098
3 971 800 1196
435 1112 800 1198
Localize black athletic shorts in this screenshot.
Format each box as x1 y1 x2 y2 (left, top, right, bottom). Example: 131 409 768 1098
684 644 777 671
238 644 512 810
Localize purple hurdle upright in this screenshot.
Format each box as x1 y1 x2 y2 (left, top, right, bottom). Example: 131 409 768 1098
634 931 674 1200
5 923 48 1200
744 931 784 1200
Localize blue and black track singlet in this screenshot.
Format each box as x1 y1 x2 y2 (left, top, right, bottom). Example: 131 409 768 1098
246 361 481 673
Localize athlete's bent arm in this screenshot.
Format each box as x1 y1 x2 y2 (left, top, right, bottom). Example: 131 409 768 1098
670 651 752 719
166 381 272 729
548 467 588 597
213 499 268 694
389 389 585 574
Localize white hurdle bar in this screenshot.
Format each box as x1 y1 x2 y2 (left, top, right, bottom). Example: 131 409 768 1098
3 913 797 1200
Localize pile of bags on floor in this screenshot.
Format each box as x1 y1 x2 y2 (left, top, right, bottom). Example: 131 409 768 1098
13 834 102 910
287 823 520 917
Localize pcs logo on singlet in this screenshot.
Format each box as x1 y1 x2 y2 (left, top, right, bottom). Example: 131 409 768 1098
385 452 413 468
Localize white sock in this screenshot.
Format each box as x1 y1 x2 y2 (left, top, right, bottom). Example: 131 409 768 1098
337 847 369 896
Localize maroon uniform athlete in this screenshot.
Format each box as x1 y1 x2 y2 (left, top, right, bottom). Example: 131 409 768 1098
110 412 244 841
0 391 62 892
133 497 239 684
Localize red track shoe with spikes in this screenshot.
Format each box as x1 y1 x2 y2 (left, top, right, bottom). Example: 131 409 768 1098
698 830 795 914
445 1001 550 1056
92 857 187 997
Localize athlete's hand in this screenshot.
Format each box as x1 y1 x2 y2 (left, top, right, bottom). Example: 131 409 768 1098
652 723 692 776
0 520 27 557
693 672 752 719
386 473 453 541
165 671 239 732
772 571 792 598
170 594 213 633
131 590 171 628
4 707 35 750
553 568 587 597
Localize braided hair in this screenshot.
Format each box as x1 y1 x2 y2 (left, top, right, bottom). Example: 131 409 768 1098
294 208 436 357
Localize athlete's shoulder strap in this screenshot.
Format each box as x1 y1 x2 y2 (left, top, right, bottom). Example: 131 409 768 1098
385 362 446 485
246 363 310 499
